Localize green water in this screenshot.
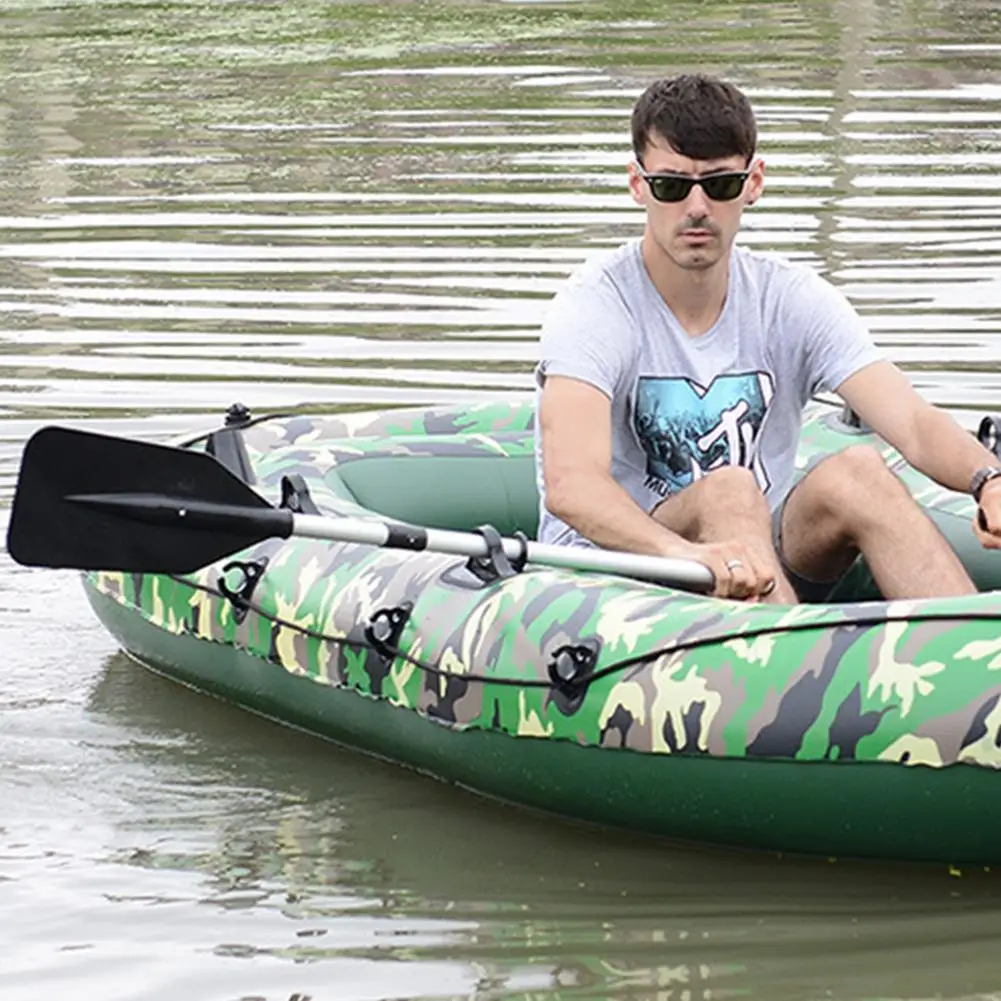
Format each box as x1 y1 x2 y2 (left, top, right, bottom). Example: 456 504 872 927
4 1 1001 998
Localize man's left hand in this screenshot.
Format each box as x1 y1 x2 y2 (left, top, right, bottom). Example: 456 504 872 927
975 478 1001 549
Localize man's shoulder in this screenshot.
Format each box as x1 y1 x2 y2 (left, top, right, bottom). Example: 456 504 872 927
731 246 865 343
566 239 642 289
545 241 644 325
731 247 842 316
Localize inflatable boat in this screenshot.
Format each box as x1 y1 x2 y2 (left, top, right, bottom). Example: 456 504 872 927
8 397 1001 865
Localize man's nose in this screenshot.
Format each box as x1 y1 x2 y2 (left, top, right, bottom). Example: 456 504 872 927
684 181 711 213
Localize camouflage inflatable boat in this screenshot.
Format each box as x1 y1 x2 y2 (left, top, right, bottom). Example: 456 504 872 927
31 397 1001 864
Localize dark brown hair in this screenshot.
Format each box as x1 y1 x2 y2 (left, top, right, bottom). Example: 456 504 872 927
631 74 757 163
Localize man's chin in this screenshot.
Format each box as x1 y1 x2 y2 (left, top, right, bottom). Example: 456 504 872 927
675 248 721 271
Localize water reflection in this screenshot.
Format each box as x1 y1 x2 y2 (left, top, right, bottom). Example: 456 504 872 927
79 653 1001 1001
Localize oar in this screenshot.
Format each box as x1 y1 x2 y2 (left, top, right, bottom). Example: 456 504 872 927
5 425 716 593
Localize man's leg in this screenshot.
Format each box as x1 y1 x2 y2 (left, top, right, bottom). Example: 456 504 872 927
779 444 976 600
651 466 798 603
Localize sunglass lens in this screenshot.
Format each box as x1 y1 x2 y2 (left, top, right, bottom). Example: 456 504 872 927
648 176 693 203
702 173 746 201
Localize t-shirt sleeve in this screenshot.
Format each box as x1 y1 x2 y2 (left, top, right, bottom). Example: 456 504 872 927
781 267 883 400
535 277 636 400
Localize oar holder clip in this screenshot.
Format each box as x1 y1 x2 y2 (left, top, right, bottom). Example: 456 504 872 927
465 524 528 584
280 475 321 515
205 402 256 485
977 416 1001 460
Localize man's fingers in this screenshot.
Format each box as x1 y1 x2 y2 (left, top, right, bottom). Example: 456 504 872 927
717 558 771 600
975 507 1001 547
702 545 778 601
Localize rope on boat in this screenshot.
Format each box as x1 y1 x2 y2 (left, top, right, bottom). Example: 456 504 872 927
167 574 1001 697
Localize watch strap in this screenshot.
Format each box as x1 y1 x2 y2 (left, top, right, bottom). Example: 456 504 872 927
970 466 1001 503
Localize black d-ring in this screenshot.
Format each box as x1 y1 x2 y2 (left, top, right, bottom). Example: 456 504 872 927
217 558 269 623
364 603 413 658
546 639 600 715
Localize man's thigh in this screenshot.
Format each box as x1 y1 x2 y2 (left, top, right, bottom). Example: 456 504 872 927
777 463 862 593
648 483 706 541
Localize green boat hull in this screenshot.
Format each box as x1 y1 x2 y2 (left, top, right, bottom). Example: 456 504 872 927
82 398 1001 864
86 585 1001 865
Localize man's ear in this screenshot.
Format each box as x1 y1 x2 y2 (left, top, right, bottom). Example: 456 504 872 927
627 161 646 206
745 158 765 207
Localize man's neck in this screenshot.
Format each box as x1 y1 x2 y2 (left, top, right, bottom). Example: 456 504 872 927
640 232 732 337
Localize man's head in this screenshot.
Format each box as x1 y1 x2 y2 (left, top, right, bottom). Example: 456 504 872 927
627 74 763 274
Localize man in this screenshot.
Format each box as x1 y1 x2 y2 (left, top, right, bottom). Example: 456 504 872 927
535 73 1001 603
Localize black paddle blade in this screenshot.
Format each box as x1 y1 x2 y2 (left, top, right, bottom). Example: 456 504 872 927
6 426 291 573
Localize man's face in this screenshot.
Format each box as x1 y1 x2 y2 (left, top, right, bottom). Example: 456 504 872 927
628 141 764 272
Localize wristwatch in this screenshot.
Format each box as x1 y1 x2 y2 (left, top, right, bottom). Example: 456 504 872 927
970 466 1001 502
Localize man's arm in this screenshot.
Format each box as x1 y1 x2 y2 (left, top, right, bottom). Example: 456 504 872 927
837 360 1001 546
539 375 687 556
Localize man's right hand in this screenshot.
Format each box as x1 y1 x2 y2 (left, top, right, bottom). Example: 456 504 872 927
669 540 777 601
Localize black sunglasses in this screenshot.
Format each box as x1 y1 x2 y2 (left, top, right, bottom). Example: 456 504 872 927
636 163 752 204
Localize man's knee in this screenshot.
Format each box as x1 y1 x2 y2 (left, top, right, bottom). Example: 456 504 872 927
701 465 769 507
797 445 919 551
690 465 771 528
650 465 769 538
806 445 899 516
824 443 890 478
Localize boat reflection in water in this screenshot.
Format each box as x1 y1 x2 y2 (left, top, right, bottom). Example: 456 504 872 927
87 649 1001 1001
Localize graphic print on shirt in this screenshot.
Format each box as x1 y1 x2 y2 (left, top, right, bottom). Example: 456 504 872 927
634 372 775 498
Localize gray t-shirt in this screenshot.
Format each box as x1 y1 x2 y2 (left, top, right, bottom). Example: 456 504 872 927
535 239 882 545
